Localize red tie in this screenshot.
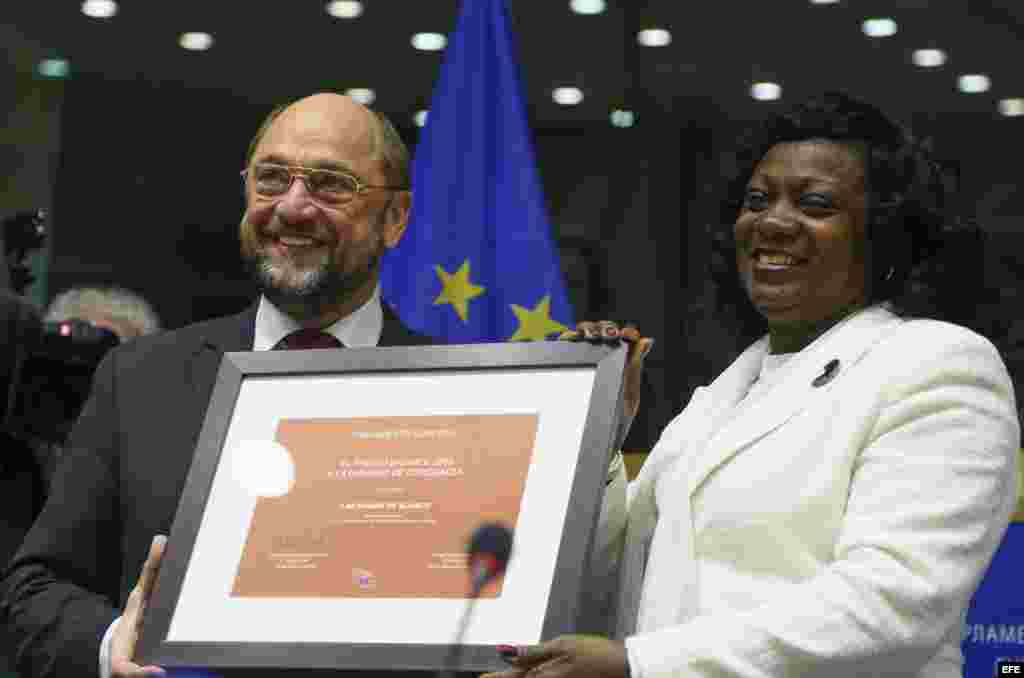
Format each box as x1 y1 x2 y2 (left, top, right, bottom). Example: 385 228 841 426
273 329 343 350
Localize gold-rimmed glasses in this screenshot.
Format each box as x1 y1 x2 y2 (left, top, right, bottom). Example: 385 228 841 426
240 162 408 206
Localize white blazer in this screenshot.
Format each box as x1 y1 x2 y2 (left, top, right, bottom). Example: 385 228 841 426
595 305 1020 678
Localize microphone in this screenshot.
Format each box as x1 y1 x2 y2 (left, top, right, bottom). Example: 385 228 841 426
441 523 514 678
468 523 513 594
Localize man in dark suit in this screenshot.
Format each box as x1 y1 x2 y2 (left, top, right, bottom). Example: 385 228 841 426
1 93 430 678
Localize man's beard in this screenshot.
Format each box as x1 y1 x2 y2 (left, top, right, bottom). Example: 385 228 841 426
242 237 382 322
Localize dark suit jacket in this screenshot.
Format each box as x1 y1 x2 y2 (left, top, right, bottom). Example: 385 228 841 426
1 302 431 678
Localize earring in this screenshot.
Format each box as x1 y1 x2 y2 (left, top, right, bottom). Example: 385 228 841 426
884 266 895 282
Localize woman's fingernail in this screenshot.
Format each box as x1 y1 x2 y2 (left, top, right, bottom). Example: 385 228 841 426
606 327 619 338
497 645 519 661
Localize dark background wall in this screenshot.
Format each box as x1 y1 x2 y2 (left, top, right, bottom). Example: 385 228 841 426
47 75 1024 450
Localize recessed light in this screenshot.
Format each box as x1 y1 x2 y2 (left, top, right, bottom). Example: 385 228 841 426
411 32 446 51
326 0 363 19
570 0 606 15
912 49 946 67
637 28 672 47
958 74 990 94
999 99 1024 117
346 88 375 105
751 82 782 101
414 110 429 127
552 87 584 106
862 18 897 38
610 110 636 128
179 32 214 51
37 58 70 79
81 0 117 19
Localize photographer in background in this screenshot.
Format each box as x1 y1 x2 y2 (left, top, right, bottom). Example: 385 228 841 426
9 287 163 502
45 287 161 344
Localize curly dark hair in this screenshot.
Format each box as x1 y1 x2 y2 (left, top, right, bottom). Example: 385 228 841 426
709 91 990 342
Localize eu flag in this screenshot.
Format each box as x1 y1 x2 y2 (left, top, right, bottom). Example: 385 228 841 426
380 0 574 343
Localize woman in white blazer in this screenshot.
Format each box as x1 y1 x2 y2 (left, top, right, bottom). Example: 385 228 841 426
486 93 1020 678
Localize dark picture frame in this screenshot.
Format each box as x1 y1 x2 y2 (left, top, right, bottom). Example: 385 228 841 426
136 341 627 673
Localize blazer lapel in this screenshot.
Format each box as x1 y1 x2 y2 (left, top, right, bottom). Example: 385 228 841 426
185 304 257 423
688 305 903 499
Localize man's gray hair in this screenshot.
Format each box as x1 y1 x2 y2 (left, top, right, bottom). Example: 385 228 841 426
45 286 162 337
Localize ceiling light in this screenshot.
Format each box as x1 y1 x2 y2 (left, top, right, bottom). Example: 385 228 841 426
37 58 70 79
912 49 946 67
346 88 375 105
610 110 636 128
637 28 672 47
809 0 840 4
81 0 117 18
999 99 1024 117
414 110 429 127
326 0 363 19
179 32 214 51
411 32 446 51
751 82 782 101
552 87 584 106
862 18 897 38
570 0 606 15
958 74 990 94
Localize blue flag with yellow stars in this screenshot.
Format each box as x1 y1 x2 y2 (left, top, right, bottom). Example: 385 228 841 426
961 468 1024 677
380 0 574 343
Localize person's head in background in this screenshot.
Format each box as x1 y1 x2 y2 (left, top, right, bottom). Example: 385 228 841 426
239 93 412 328
709 91 985 354
45 286 161 342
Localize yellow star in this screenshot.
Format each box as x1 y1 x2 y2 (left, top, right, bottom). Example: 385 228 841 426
433 259 486 323
508 295 570 341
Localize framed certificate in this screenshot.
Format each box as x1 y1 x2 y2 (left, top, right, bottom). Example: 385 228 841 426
136 341 627 673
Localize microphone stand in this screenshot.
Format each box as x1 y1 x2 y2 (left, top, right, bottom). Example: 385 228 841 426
439 525 512 678
440 561 493 678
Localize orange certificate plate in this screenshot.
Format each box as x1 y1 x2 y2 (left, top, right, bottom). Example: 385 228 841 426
231 414 538 599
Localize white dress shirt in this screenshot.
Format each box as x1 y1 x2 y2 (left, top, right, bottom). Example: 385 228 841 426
252 284 384 351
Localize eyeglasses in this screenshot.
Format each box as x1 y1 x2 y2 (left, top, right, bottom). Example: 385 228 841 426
240 162 407 206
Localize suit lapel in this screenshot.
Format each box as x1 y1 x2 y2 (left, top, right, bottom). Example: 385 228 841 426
687 305 903 499
185 304 257 423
